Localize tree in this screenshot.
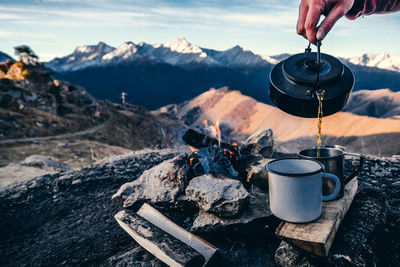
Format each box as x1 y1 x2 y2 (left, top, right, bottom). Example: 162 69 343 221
14 45 39 65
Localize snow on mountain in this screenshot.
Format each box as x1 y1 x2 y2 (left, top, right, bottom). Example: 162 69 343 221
46 37 276 72
150 37 219 66
347 53 400 72
46 42 114 72
45 38 400 74
163 37 202 54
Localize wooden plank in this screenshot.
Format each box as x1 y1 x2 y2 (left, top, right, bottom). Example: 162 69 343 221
115 210 205 267
137 203 219 266
276 178 358 257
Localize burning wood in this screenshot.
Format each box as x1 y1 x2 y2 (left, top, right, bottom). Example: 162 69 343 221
182 129 238 155
182 128 239 178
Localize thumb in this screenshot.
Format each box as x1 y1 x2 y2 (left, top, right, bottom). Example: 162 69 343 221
316 4 348 40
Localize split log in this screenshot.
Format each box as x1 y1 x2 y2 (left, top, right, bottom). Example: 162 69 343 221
137 203 219 266
115 210 205 267
182 129 238 154
276 178 358 257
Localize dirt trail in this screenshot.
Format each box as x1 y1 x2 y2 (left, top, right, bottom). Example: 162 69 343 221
0 115 113 145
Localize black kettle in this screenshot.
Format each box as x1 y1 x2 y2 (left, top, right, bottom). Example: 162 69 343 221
269 42 354 118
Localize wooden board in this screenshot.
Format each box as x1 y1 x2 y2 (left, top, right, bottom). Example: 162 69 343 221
137 203 219 266
276 178 358 257
115 210 205 267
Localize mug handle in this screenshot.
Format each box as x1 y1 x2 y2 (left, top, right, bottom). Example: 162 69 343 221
343 152 364 185
321 173 341 201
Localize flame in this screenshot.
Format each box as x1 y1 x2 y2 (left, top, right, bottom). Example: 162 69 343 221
229 150 235 156
215 119 221 147
189 146 198 154
189 157 194 166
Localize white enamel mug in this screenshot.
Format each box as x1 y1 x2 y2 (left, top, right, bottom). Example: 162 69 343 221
266 158 340 223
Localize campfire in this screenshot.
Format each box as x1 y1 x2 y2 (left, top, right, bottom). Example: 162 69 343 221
183 120 241 178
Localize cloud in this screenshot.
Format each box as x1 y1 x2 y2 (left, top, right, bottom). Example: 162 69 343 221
1 1 297 30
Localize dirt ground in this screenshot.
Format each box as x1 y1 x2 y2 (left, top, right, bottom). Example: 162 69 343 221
0 138 131 169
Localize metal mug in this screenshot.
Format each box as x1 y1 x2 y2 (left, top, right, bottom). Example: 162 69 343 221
298 148 364 199
266 158 340 223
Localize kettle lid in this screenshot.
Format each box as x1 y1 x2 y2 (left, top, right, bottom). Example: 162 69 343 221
282 52 343 86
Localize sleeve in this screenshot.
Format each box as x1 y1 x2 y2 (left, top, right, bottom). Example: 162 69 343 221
346 0 400 20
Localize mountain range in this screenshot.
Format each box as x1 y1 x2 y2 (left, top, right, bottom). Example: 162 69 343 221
46 38 400 74
41 38 400 111
46 37 277 72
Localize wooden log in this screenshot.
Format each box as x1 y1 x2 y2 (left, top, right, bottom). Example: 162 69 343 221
276 178 358 257
182 129 237 154
115 210 205 267
137 203 219 266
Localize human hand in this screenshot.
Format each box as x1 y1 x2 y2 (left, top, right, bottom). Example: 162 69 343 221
297 0 355 44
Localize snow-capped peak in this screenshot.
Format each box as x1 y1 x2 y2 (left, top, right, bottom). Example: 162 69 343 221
348 53 400 72
163 37 202 54
46 41 115 72
102 42 138 61
73 42 114 56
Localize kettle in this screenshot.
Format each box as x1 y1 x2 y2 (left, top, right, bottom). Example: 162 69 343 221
269 42 354 118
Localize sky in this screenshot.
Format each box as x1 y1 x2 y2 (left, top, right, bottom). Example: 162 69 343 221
1 0 400 61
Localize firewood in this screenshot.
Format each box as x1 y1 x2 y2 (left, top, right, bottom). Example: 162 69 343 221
115 210 205 267
137 203 219 265
182 129 237 153
276 178 358 257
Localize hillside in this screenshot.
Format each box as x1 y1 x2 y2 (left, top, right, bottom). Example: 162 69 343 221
161 87 400 156
343 89 400 118
0 62 183 167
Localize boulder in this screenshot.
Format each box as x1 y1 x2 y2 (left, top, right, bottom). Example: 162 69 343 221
22 155 72 171
243 129 274 157
0 155 72 189
191 186 272 233
6 61 25 80
245 158 272 191
185 174 249 218
112 155 191 209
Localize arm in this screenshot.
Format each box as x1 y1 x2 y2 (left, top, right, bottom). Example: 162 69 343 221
346 0 400 19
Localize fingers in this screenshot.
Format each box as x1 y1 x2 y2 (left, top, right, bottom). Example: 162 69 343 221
297 1 308 38
316 4 348 40
304 2 324 44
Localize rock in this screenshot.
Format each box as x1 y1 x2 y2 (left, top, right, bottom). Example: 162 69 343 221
191 186 272 233
185 174 249 218
245 158 273 190
0 69 6 79
22 155 72 171
275 242 311 267
6 61 25 80
0 155 72 189
112 154 191 209
244 129 274 157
